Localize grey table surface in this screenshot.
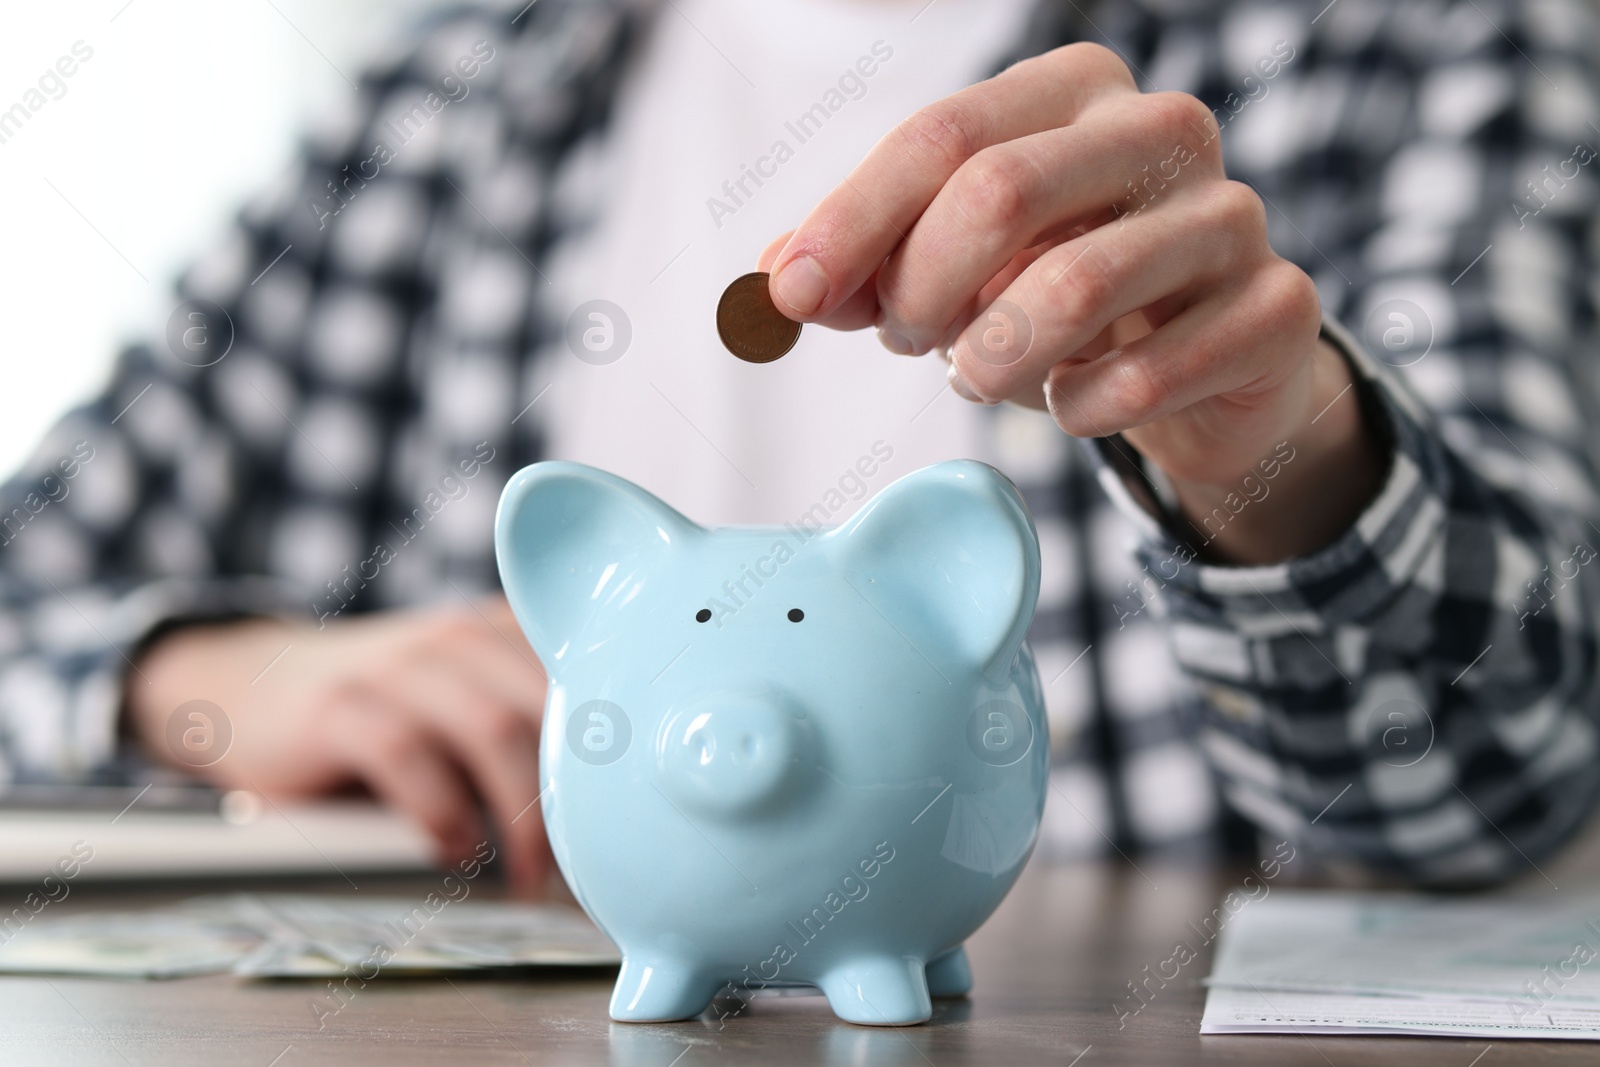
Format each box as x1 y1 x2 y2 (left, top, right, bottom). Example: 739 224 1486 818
4 823 1600 1066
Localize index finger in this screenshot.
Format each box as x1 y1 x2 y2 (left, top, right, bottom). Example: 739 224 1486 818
767 42 1134 323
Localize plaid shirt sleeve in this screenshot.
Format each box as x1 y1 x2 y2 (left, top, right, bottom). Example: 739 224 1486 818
0 1 638 785
1084 0 1600 885
0 352 310 784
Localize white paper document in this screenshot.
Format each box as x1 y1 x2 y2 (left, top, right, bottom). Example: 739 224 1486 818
1202 891 1600 1039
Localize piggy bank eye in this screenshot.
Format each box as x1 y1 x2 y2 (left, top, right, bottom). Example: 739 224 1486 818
695 609 712 623
787 608 804 623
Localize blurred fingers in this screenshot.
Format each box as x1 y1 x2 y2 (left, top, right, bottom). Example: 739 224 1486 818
458 601 548 717
374 657 548 894
323 693 485 866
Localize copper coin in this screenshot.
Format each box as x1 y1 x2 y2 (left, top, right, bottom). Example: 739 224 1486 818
717 272 802 363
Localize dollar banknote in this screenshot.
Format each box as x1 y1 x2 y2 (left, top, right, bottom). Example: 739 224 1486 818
0 893 618 978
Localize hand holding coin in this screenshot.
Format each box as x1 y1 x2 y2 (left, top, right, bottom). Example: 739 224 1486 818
753 46 1361 536
717 272 802 363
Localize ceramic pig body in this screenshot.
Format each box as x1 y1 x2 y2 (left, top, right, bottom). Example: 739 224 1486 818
495 460 1047 1026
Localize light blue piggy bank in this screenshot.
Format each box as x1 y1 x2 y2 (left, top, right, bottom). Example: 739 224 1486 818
494 459 1047 1025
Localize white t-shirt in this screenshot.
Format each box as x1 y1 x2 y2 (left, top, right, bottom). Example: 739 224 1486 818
543 0 1036 525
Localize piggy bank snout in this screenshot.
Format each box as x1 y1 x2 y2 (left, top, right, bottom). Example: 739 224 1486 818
658 697 806 818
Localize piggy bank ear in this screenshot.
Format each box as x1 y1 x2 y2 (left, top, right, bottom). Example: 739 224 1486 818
494 462 699 665
829 461 1040 683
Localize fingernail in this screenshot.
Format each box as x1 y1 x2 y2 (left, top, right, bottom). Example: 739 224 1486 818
948 351 1000 406
878 326 916 355
947 361 983 403
773 256 829 316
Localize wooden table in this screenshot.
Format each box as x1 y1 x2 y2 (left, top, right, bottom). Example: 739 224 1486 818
4 833 1599 1067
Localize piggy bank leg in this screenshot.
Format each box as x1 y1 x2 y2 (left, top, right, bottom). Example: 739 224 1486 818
817 956 932 1026
924 945 972 998
609 956 718 1022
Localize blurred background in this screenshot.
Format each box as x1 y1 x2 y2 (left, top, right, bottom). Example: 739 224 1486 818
0 0 445 479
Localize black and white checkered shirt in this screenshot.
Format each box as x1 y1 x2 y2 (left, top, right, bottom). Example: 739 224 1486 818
3 0 1597 885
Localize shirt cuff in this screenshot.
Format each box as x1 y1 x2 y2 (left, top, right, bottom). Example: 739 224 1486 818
1 575 306 783
1083 314 1449 640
